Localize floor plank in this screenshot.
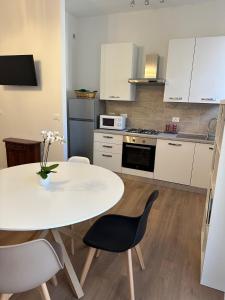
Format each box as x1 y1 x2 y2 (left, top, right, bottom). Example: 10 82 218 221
0 175 223 300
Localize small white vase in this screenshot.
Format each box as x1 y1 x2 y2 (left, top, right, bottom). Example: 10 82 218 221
39 175 50 188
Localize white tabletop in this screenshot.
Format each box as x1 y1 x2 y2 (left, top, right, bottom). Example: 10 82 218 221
0 162 124 231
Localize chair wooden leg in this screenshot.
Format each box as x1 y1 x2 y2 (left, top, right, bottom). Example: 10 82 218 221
71 225 75 255
135 245 145 270
0 294 13 300
88 219 93 226
39 283 51 300
96 249 101 258
50 275 58 287
80 247 96 287
127 249 135 300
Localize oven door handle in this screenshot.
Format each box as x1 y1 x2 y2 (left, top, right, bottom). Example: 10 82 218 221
125 144 151 150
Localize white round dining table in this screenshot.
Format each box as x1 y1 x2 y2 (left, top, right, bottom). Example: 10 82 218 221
0 162 124 298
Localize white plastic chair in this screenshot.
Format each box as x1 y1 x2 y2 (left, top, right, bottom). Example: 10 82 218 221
68 156 90 164
0 239 64 300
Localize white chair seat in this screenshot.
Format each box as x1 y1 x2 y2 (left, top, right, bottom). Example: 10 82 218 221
68 156 90 164
0 239 63 299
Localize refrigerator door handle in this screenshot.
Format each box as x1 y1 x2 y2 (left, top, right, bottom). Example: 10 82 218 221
69 118 94 122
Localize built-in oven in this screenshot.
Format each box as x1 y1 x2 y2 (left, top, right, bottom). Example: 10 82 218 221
122 136 156 172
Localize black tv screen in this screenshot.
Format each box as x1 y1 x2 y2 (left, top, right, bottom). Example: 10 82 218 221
0 55 37 86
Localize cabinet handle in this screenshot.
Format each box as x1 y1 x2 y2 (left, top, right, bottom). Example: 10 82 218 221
206 191 213 225
102 154 112 158
209 147 214 150
168 142 182 147
103 136 113 139
201 98 216 102
103 145 113 148
169 97 183 100
109 96 121 99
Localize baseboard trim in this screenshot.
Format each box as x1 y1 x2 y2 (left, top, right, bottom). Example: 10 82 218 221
118 173 206 194
121 167 154 179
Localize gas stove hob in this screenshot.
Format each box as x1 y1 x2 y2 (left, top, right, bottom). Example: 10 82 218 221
126 128 160 135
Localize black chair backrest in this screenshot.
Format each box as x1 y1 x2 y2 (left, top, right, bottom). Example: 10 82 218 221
132 190 159 246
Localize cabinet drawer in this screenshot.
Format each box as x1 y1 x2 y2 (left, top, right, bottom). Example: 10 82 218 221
94 133 123 145
94 151 122 173
94 142 122 154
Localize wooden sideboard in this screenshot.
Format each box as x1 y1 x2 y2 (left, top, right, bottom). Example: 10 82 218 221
3 138 41 167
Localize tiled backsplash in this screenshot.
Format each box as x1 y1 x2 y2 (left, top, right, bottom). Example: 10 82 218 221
106 86 219 133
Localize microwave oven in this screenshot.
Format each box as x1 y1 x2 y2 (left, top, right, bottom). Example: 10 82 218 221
99 115 126 130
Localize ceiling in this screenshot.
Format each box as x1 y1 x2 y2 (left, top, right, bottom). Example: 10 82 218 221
66 0 212 17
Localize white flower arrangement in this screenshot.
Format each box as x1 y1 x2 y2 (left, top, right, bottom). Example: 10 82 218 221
41 130 65 144
37 130 65 179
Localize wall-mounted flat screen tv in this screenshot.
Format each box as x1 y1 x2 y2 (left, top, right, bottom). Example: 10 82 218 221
0 55 37 86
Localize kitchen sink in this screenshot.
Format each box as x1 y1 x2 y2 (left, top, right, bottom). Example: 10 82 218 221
176 133 209 140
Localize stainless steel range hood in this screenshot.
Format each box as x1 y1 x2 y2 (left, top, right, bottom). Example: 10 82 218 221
128 54 165 85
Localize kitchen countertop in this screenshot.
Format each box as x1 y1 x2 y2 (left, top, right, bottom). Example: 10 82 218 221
94 129 215 145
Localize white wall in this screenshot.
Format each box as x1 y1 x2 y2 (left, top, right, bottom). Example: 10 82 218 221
71 0 225 91
65 12 79 95
0 0 67 168
74 15 108 91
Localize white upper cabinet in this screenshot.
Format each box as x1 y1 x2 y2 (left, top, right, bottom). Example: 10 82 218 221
189 36 225 104
164 36 225 104
164 38 195 103
100 43 137 101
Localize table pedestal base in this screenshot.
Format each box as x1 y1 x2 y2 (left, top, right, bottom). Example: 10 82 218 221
38 229 84 299
51 229 84 299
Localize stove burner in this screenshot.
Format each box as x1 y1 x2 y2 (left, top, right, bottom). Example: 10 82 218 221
126 128 160 135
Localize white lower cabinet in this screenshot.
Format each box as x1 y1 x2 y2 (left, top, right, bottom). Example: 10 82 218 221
93 133 122 173
94 132 214 187
94 151 122 172
94 141 122 154
191 143 214 188
94 132 123 144
154 139 196 185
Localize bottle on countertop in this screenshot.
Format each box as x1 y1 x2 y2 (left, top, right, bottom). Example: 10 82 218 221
165 122 178 134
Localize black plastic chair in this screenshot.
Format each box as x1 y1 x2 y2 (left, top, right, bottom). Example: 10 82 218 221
80 190 159 300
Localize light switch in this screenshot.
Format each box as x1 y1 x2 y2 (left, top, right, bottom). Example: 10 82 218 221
53 113 60 121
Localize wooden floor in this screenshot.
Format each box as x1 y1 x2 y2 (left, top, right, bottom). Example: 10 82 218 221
0 175 223 300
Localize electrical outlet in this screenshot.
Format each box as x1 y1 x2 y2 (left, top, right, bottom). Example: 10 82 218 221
172 117 180 123
120 113 128 118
